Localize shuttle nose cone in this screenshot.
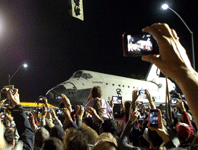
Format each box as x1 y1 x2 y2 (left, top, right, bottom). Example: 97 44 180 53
46 90 55 101
46 85 67 106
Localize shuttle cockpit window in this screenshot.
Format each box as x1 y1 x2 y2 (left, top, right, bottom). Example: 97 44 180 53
73 71 92 79
74 71 82 78
81 73 92 79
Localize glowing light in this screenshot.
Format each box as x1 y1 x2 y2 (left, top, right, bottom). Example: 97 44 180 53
23 63 28 68
161 4 169 10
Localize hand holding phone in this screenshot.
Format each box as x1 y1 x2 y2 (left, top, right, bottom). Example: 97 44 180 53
129 109 139 123
149 109 159 127
147 108 170 142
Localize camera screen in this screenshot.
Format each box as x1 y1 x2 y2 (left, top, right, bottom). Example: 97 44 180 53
87 144 93 150
38 97 44 103
127 34 154 54
171 98 178 104
149 110 158 126
139 90 146 95
112 96 122 104
55 95 62 100
1 114 5 119
56 109 63 115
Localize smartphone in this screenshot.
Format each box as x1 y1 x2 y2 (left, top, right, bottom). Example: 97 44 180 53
56 109 63 115
139 101 143 105
87 144 93 150
26 113 30 119
122 33 159 56
171 98 178 104
38 96 44 103
1 114 5 119
112 96 122 104
0 85 15 99
149 109 159 127
83 106 88 112
139 90 146 95
47 108 51 112
54 95 62 100
0 88 9 99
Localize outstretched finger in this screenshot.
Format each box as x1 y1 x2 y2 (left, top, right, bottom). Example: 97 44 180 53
171 29 179 40
158 110 163 128
151 23 173 38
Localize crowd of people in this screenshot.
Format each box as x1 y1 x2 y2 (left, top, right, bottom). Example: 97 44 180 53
1 23 198 150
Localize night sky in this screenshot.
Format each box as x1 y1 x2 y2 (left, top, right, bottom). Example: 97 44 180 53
0 0 198 102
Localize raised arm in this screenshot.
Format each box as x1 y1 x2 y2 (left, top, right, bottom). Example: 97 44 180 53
9 89 34 150
131 90 139 111
145 89 156 109
142 23 198 126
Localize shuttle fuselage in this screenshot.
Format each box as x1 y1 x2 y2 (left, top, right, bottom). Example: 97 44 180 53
46 69 176 106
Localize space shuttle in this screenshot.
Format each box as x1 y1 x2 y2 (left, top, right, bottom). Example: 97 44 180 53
45 64 176 107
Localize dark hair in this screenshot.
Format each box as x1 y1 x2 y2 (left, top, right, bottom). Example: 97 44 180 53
93 99 103 119
35 127 50 148
91 86 102 98
148 129 163 148
63 124 98 150
42 137 64 150
50 125 65 141
139 135 149 148
102 119 118 135
4 128 15 144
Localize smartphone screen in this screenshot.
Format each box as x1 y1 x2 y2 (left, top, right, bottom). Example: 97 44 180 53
47 108 51 112
38 96 44 103
1 114 5 119
56 109 63 115
87 144 93 150
139 90 146 95
149 109 159 127
171 98 178 104
54 95 62 100
122 33 159 56
112 96 122 104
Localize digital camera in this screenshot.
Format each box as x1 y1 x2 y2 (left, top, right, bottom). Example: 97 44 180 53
122 33 159 57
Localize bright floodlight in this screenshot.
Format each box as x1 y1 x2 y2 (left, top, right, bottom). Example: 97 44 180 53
162 4 169 10
23 63 28 68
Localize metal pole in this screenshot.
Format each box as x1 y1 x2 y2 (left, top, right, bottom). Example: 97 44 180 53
9 65 23 82
168 7 195 70
8 74 11 85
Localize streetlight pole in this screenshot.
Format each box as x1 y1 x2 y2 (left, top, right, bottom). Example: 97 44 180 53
161 4 195 70
8 63 28 85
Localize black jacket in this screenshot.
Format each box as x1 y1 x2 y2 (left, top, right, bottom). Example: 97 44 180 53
12 105 35 150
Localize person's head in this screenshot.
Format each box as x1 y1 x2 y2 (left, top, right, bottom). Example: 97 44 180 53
148 129 163 150
91 86 102 98
93 98 103 119
50 125 65 141
41 137 64 150
63 124 98 150
97 132 117 147
139 135 149 149
35 127 50 148
4 127 15 145
101 119 118 135
176 122 191 142
92 139 117 150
